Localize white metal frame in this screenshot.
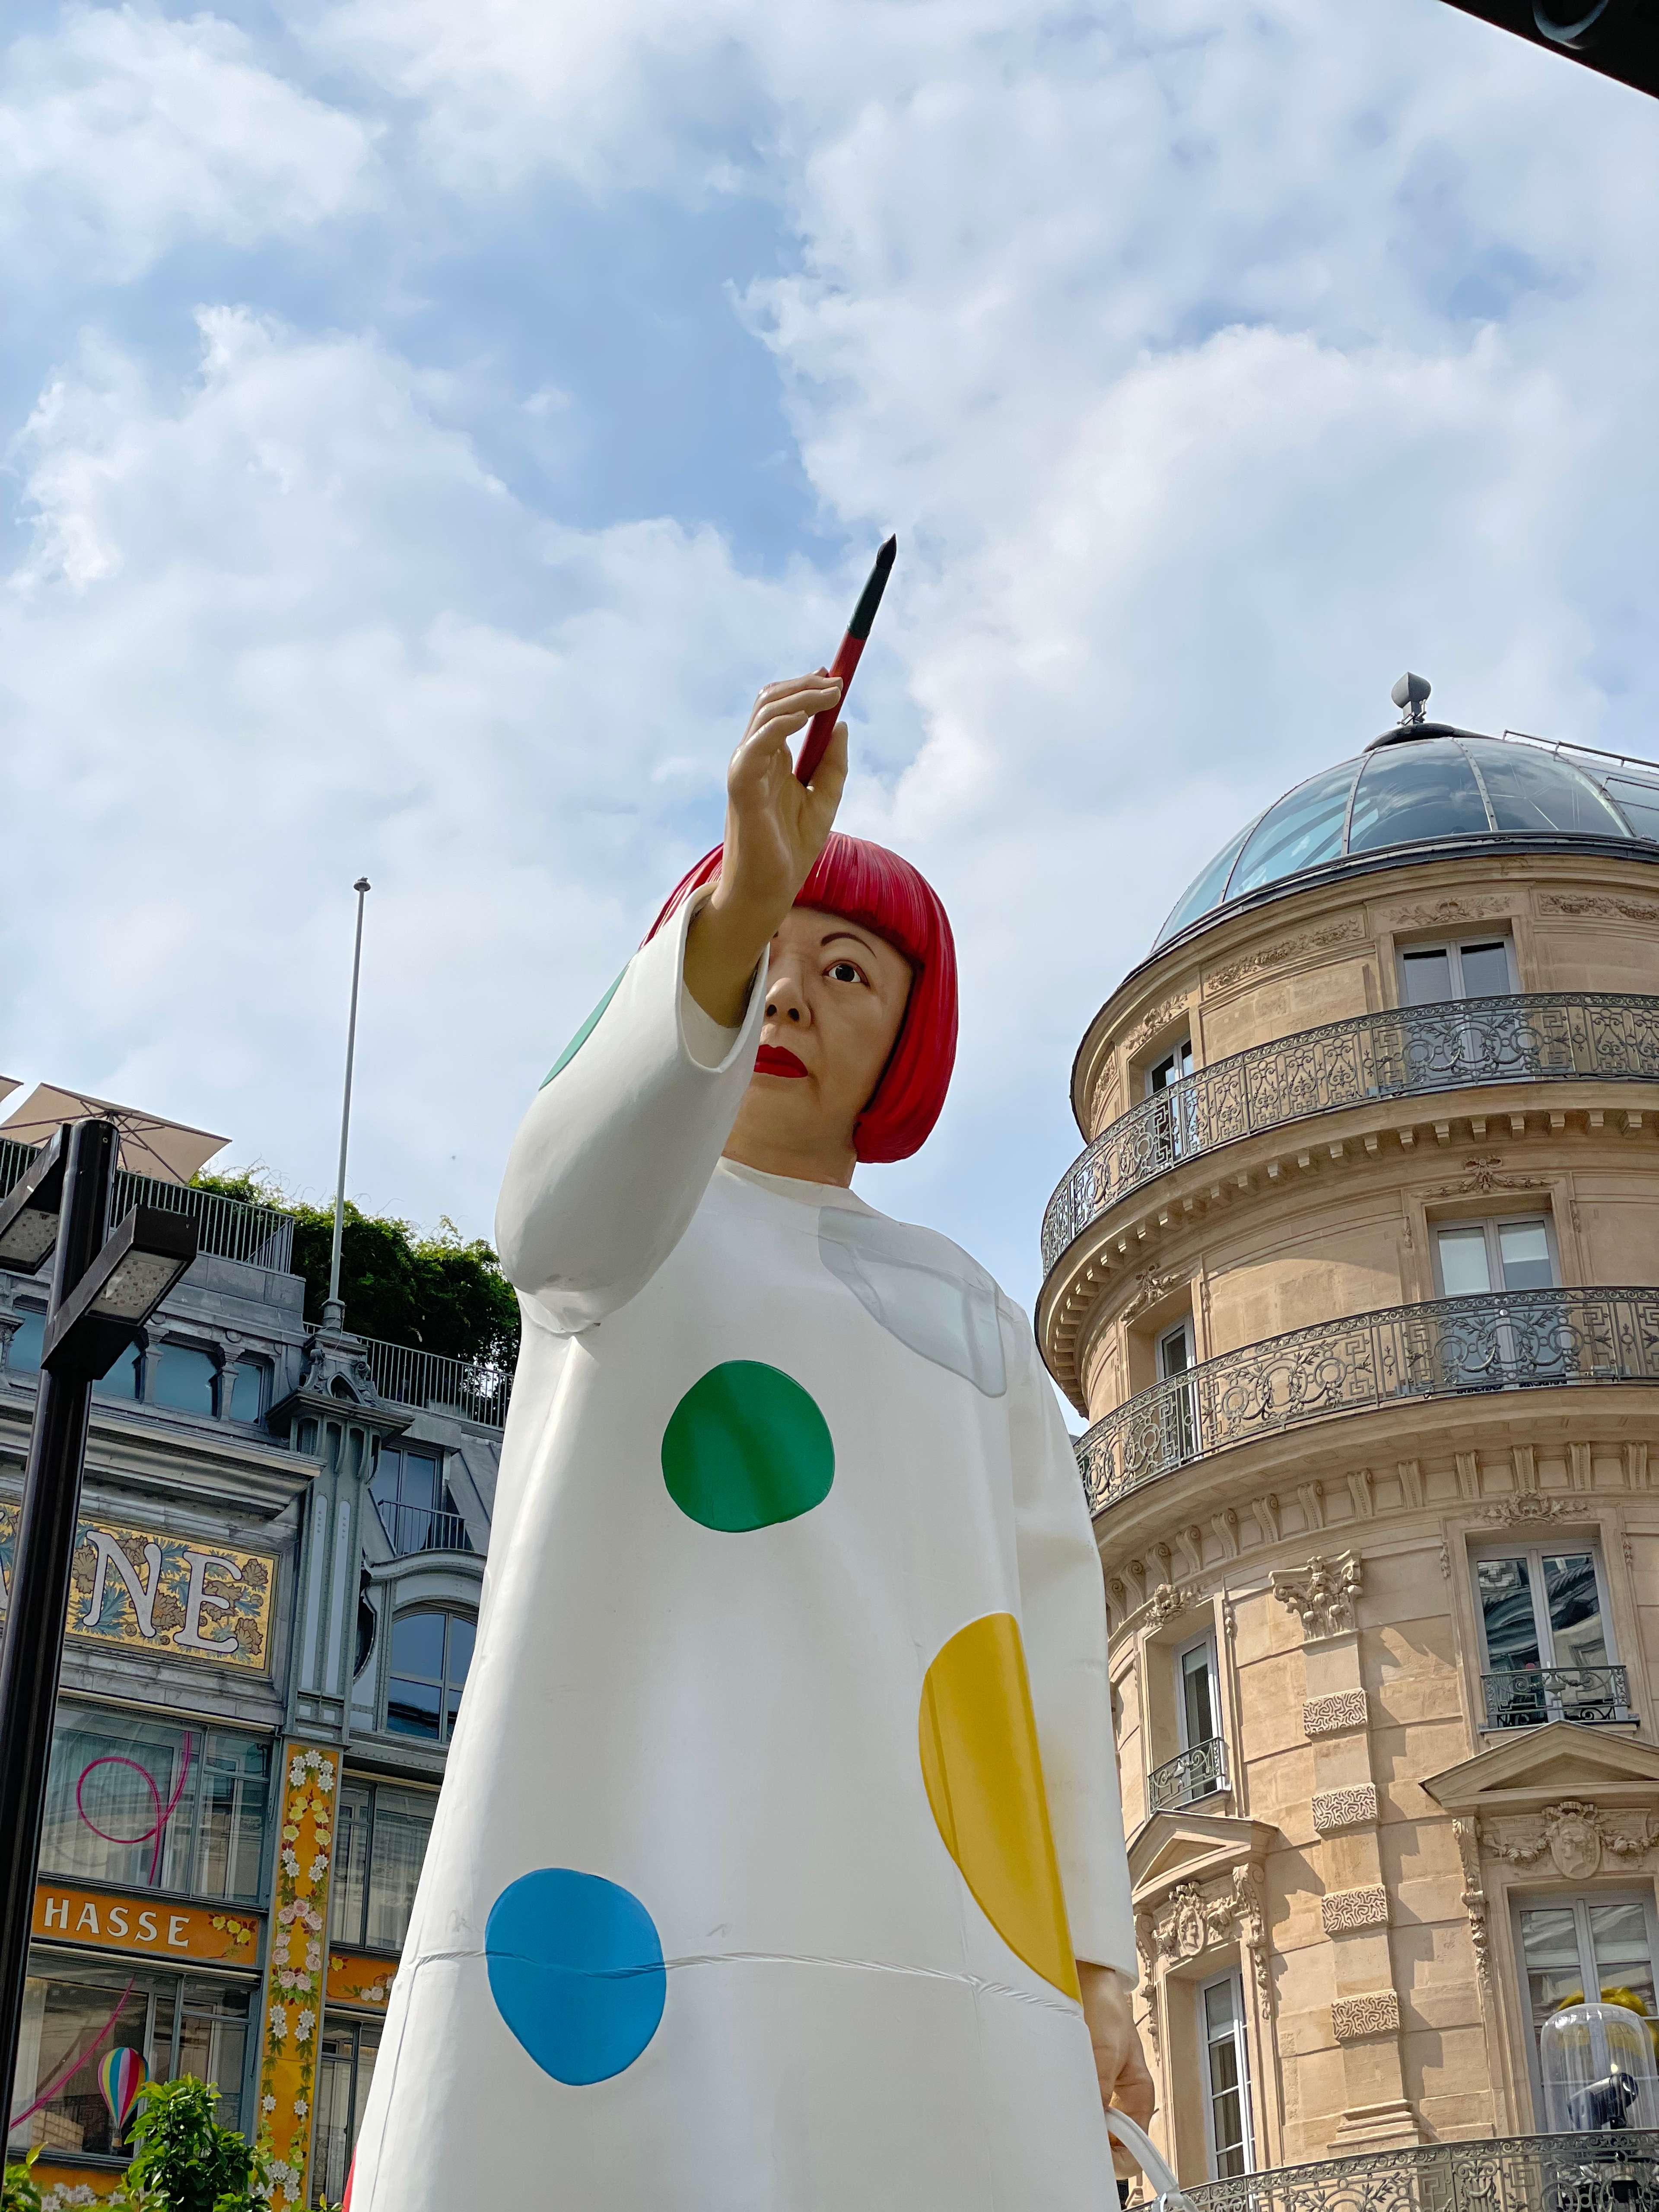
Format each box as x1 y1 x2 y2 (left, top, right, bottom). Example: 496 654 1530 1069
1397 931 1519 1004
1470 1537 1618 1677
1197 1965 1255 2180
1431 1213 1560 1300
1510 1886 1659 2129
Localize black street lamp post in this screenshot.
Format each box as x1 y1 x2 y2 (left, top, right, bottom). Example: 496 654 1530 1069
0 1119 198 2153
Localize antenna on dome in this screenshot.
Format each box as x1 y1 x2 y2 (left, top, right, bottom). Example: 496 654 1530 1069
1391 671 1431 727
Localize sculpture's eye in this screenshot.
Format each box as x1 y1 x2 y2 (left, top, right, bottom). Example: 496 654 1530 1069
828 960 863 985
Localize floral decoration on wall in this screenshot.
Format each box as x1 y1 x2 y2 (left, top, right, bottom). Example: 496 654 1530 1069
254 1742 339 2209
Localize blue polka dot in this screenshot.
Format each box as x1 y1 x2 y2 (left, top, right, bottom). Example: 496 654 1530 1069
485 1868 666 2086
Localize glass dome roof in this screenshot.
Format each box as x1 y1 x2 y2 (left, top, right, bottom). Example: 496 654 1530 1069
1154 731 1659 948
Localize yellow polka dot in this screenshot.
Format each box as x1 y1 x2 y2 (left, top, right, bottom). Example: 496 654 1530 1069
918 1612 1079 2000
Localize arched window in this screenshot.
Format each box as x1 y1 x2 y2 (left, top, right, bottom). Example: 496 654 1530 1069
385 1609 475 1743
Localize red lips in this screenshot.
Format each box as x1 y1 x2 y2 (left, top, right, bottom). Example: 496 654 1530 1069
755 1044 809 1079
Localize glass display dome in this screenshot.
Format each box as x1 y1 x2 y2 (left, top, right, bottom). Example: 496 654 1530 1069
1154 728 1659 949
1540 1999 1659 2134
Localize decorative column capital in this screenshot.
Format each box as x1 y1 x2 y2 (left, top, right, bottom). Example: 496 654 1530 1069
1272 1550 1362 1641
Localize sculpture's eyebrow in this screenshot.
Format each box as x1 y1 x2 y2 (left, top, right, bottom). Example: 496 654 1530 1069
820 931 877 953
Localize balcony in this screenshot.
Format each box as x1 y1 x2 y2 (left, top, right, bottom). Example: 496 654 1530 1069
1043 992 1659 1275
1482 1665 1632 1730
361 1336 512 1429
1183 2130 1659 2211
1147 1737 1228 1812
1077 1286 1659 1518
373 1498 475 1557
0 1135 294 1272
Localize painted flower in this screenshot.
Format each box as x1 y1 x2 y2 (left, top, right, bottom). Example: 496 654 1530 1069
268 2005 288 2038
293 2096 308 2120
317 1764 335 1791
262 2093 276 2115
289 1758 306 1785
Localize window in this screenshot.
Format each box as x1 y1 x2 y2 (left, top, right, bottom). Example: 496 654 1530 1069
226 1357 267 1424
40 1706 270 1903
1474 1544 1624 1727
1435 1217 1556 1297
1517 1894 1659 2126
5 1307 45 1373
93 1343 142 1403
386 1609 475 1741
369 1446 474 1557
329 1781 437 1953
1156 1319 1197 1465
315 2016 382 2204
7 1959 249 2158
1199 1972 1253 2180
1148 1635 1226 1810
1400 934 1515 1006
1146 1040 1194 1096
148 1344 218 1415
1144 1039 1198 1167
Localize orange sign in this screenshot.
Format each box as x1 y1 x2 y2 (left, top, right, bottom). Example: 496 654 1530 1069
33 1883 261 1967
326 1948 397 2010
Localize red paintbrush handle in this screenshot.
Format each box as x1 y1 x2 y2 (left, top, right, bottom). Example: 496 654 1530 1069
795 632 865 785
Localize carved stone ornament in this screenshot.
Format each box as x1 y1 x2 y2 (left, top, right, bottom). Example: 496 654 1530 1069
1481 1799 1659 1881
1538 893 1659 923
1149 1870 1270 2006
1271 1551 1362 1641
1148 1581 1194 1627
1424 1154 1544 1200
1304 1690 1368 1738
1452 1817 1492 1995
1121 992 1192 1057
1332 1991 1402 2043
1123 1267 1185 1321
1481 1494 1577 1527
1385 898 1509 930
1207 913 1364 995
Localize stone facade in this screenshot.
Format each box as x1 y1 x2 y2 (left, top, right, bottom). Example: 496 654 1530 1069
1041 800 1659 2183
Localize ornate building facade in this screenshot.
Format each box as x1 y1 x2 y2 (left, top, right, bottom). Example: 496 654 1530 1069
0 1098 502 2208
1036 696 1659 2191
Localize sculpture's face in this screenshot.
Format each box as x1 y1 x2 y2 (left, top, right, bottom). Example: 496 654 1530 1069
724 904 912 1179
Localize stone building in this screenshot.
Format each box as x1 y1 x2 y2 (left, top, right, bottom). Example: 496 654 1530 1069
1036 693 1659 2191
0 1093 502 2208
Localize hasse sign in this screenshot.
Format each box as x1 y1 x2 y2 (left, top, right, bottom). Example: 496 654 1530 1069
33 1882 262 1966
0 1502 276 1672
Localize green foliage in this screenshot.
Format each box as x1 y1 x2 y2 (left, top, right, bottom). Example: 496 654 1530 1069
194 1170 519 1366
115 2075 270 2212
2 2148 42 2212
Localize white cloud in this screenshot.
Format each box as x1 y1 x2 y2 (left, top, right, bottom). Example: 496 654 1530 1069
0 308 849 1240
0 5 373 280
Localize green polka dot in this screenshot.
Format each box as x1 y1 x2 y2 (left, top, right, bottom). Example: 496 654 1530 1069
540 968 626 1088
661 1361 834 1532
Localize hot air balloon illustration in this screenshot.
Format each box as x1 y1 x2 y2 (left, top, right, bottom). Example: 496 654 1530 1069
97 2046 147 2142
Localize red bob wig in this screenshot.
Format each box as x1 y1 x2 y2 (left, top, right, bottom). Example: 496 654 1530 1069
648 832 957 1163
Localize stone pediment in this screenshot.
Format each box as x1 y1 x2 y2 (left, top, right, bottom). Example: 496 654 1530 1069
1128 1809 1277 1910
1422 1721 1659 1816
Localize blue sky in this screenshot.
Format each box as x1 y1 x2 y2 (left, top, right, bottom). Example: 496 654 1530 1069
1 0 1656 1329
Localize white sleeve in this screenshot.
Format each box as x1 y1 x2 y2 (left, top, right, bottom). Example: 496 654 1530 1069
1004 1305 1136 1976
494 893 765 1332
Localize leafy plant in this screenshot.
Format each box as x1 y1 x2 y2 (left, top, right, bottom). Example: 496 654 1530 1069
114 2076 270 2212
2 2147 43 2212
193 1171 519 1368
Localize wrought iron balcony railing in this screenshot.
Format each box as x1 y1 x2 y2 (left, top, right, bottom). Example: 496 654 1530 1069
1184 2129 1659 2212
0 1135 294 1274
374 1498 476 1557
362 1335 512 1429
1077 1285 1659 1517
1482 1665 1632 1729
1147 1737 1227 1812
1043 992 1659 1273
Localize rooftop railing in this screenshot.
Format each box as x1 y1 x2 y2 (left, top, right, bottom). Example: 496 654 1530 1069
1078 1285 1659 1518
361 1336 512 1429
1184 2130 1659 2212
0 1136 293 1274
1043 992 1659 1276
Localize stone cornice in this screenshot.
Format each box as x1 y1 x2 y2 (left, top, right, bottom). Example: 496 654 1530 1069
0 1389 316 1521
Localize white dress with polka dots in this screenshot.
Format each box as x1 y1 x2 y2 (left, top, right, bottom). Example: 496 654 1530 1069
348 894 1135 2211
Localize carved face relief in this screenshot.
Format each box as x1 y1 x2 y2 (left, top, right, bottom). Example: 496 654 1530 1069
1547 1805 1603 1881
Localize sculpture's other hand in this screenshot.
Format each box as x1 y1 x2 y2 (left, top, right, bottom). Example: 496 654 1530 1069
1078 1962 1157 2173
686 675 847 1026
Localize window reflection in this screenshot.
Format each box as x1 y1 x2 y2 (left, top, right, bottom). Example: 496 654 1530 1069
328 1780 436 1954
